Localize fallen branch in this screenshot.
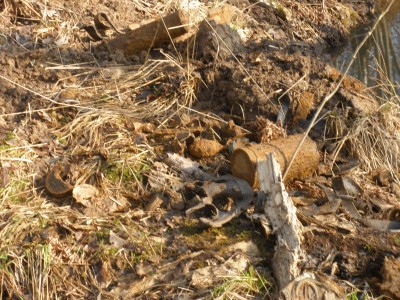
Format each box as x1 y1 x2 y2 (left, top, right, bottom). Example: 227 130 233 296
257 153 303 289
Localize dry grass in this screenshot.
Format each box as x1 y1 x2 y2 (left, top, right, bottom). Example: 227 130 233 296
212 266 272 300
326 51 400 178
0 0 202 297
0 195 163 299
0 134 40 204
0 199 87 298
327 110 400 175
1 0 395 298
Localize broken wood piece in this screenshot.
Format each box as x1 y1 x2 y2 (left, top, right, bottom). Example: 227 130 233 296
331 176 362 199
232 134 319 187
322 177 399 232
298 199 341 216
297 183 342 216
107 2 207 56
359 218 400 232
298 212 356 234
257 153 303 290
145 194 164 211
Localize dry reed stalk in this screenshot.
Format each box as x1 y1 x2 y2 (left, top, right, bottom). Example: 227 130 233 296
283 0 396 180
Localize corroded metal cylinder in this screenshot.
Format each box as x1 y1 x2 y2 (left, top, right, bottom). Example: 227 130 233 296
231 134 319 187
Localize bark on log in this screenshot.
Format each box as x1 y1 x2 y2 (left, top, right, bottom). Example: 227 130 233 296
231 134 319 187
257 153 303 290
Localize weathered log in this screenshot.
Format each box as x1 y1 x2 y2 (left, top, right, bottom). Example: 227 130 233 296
231 134 319 187
257 153 303 290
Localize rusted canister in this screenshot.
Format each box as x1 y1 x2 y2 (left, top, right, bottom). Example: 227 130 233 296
231 134 319 187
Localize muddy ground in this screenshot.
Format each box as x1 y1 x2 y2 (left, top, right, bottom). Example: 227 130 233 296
0 0 399 299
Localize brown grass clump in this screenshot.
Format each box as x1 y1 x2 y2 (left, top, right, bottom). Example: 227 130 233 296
329 23 400 176
0 197 164 299
212 266 272 299
53 55 200 196
0 1 203 297
327 111 400 174
326 67 400 178
0 133 38 204
46 57 199 120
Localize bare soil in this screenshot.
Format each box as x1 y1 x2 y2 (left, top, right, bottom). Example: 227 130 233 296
0 0 399 299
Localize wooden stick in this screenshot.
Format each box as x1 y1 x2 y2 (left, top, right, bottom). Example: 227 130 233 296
258 154 303 289
107 10 196 56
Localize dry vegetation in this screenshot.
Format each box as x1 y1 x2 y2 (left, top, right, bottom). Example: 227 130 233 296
326 55 400 179
0 1 261 298
0 0 399 299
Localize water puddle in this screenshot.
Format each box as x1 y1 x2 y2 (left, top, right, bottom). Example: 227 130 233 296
333 1 400 97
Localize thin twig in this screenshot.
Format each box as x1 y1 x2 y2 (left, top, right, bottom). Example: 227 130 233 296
282 0 395 180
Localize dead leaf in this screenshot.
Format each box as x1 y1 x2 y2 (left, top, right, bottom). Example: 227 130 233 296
109 230 127 248
73 184 99 206
1 162 10 187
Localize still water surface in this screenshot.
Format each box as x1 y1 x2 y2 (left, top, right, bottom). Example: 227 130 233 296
334 1 400 97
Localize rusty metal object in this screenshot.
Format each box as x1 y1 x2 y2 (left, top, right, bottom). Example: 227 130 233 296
82 12 124 41
45 163 73 197
189 138 223 158
185 176 256 227
231 134 319 187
